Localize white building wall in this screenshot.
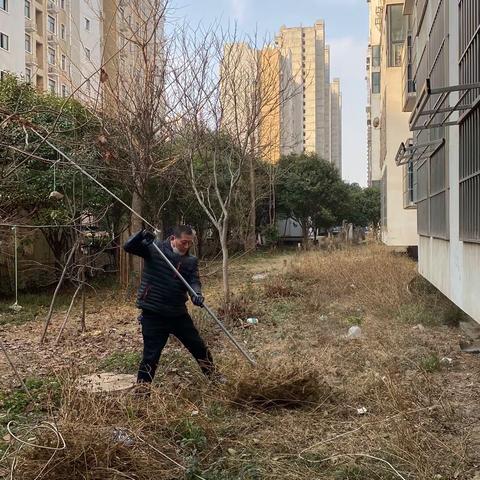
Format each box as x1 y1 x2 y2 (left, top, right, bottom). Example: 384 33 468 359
417 0 480 323
0 1 25 76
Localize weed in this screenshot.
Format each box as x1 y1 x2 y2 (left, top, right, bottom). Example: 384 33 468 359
0 377 61 425
176 419 207 450
397 302 437 326
421 353 441 372
99 351 140 373
346 315 363 326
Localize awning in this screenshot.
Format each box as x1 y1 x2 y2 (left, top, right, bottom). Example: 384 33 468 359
395 137 445 166
409 78 480 131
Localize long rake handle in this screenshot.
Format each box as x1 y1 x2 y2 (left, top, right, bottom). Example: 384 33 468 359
31 128 257 366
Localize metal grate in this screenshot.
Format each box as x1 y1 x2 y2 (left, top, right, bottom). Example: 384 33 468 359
459 0 480 242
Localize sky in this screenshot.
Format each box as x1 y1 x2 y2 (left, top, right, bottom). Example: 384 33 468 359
169 0 369 186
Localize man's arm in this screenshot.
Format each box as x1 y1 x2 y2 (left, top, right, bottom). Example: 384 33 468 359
123 230 155 259
187 257 204 306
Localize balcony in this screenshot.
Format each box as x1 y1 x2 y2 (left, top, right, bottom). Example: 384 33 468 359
25 19 37 33
402 34 416 112
47 34 58 44
48 64 59 75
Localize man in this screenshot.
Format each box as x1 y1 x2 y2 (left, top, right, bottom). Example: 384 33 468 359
124 225 217 386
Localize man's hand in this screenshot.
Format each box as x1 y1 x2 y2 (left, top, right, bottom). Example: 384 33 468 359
192 294 204 307
141 230 156 245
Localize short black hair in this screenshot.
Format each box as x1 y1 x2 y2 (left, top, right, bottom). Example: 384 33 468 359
173 225 193 237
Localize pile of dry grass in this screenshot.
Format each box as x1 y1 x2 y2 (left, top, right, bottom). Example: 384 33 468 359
230 360 330 409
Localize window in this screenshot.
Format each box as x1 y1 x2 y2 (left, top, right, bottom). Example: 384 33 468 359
48 78 56 94
371 72 381 94
0 32 8 50
372 45 380 67
48 15 56 34
61 84 67 97
387 4 405 67
60 0 65 8
61 54 66 70
84 17 90 31
25 67 32 83
61 24 65 39
25 33 32 52
0 71 6 81
85 47 90 60
403 160 416 208
85 78 91 94
25 0 31 18
48 47 56 64
459 0 480 242
0 0 8 12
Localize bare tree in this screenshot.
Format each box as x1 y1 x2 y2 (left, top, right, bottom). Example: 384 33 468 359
98 0 176 279
172 25 299 302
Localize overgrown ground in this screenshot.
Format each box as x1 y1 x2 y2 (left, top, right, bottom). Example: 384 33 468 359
0 244 479 479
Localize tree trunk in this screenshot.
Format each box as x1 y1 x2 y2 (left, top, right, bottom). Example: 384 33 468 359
245 152 256 251
302 223 309 250
220 222 230 303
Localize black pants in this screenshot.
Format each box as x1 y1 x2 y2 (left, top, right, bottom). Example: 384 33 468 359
137 310 214 383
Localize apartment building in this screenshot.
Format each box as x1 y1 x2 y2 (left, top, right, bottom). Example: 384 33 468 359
222 21 342 170
366 0 417 248
366 0 382 187
397 0 480 322
0 0 157 104
275 21 342 168
0 0 24 77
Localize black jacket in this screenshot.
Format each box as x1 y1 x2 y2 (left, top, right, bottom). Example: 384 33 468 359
123 231 202 315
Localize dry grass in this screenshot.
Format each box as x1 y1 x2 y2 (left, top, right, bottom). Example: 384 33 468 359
1 244 479 479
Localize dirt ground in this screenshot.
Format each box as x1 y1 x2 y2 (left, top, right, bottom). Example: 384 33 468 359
0 245 479 479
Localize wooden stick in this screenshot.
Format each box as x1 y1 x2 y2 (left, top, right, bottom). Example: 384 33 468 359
40 239 79 343
55 283 82 345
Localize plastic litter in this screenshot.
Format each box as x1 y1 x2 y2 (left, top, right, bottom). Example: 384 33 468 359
252 273 268 281
347 325 362 339
112 427 135 447
246 318 258 325
356 406 368 415
49 190 64 200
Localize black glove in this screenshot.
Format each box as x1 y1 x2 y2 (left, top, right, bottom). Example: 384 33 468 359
192 293 204 307
141 229 156 245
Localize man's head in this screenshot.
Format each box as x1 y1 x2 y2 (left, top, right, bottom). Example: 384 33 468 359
171 225 194 255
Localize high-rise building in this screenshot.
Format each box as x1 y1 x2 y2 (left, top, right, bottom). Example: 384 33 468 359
0 0 159 103
366 0 417 248
221 21 342 171
275 21 341 167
